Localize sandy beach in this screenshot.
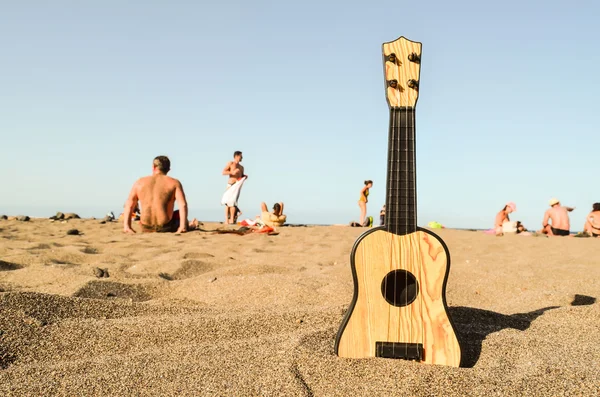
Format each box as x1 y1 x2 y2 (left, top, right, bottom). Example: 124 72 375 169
0 218 599 396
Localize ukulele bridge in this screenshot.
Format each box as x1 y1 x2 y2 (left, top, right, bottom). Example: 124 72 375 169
375 342 423 361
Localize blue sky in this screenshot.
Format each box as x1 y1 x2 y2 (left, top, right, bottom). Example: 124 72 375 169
1 1 598 229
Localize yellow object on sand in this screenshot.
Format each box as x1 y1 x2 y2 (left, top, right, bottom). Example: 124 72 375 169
427 221 444 229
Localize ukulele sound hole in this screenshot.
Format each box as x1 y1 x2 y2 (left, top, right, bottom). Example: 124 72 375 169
381 270 419 307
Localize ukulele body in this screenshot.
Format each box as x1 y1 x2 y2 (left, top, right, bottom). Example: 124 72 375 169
335 226 461 367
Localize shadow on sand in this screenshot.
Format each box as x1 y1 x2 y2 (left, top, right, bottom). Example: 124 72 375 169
0 260 23 271
451 294 596 367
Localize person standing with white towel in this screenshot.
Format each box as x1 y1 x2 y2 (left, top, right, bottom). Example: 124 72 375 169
221 151 248 224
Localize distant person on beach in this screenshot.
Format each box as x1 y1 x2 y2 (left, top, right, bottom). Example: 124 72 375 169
118 203 140 222
358 180 373 225
233 206 242 224
540 198 575 236
583 202 600 237
350 216 373 227
260 202 286 227
380 204 386 226
222 151 247 224
123 155 197 233
494 202 516 235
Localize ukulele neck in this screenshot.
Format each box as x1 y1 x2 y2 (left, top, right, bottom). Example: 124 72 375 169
385 106 417 236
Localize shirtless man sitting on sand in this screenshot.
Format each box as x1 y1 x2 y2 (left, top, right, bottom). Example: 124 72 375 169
540 198 575 236
124 155 196 234
222 151 247 224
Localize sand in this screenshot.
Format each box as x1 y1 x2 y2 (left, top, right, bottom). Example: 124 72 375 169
0 218 599 396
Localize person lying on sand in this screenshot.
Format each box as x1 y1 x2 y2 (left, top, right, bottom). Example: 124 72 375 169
350 216 373 227
583 202 600 237
123 155 198 234
260 202 286 227
540 198 574 236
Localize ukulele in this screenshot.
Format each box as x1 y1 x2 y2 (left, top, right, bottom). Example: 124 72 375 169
334 36 462 367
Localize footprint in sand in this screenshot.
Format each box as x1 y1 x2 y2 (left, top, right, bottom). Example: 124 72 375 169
182 252 215 259
0 344 16 369
81 246 100 255
27 243 52 250
0 260 24 271
159 259 215 281
73 280 154 302
44 258 78 268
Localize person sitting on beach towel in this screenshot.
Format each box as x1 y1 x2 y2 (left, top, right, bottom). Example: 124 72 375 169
540 198 575 236
583 202 600 237
260 202 287 227
494 202 516 236
123 155 195 234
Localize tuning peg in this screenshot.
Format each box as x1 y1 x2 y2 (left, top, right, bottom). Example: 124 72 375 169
385 53 399 64
387 79 398 89
407 79 419 90
408 53 420 63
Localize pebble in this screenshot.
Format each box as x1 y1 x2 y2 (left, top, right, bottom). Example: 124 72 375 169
16 215 30 222
66 229 80 236
93 268 110 278
208 277 217 283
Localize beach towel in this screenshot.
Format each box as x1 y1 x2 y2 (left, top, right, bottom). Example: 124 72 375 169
240 219 258 227
221 176 247 207
502 221 517 234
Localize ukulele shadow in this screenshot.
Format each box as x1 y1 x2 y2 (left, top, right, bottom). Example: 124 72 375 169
450 294 596 368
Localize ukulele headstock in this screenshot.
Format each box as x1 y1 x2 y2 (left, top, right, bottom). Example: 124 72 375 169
382 37 422 108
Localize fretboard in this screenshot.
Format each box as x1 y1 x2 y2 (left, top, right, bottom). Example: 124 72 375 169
385 106 417 235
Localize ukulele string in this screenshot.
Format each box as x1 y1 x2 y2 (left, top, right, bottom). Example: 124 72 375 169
386 104 393 352
391 104 397 357
405 103 410 359
392 107 402 357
